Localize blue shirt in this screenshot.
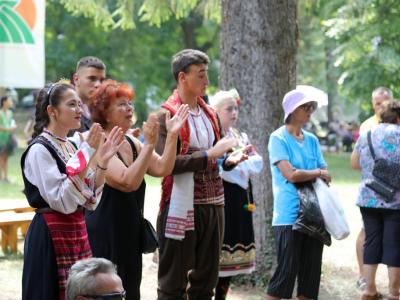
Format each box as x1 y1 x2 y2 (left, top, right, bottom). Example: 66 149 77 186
268 126 327 225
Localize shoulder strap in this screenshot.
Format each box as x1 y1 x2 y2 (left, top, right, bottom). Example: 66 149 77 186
367 130 376 160
116 135 138 166
125 135 138 158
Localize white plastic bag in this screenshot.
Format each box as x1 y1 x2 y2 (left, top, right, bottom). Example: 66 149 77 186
313 178 350 240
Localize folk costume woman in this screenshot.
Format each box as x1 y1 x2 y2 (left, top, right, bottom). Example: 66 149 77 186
21 83 123 300
84 80 189 300
210 90 263 300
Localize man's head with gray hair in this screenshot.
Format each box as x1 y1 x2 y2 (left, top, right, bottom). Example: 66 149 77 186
371 86 393 115
66 257 125 300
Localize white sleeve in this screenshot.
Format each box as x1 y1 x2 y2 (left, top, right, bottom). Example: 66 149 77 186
24 144 99 214
81 167 104 211
240 131 264 174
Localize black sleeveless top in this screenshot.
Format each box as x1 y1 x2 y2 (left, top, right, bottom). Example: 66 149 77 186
85 136 146 264
21 136 67 209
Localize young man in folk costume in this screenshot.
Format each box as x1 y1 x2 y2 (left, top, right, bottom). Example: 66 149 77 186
155 49 249 300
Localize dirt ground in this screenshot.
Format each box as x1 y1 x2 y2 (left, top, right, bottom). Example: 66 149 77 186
0 183 391 300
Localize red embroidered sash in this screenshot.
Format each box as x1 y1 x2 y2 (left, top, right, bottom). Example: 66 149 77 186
160 90 221 211
42 210 92 300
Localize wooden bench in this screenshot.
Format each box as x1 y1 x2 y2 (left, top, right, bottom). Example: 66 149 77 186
0 200 34 213
0 211 35 253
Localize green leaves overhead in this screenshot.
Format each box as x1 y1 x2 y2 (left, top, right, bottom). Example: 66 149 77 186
58 0 116 30
298 0 400 120
323 0 400 104
45 1 220 124
56 0 221 29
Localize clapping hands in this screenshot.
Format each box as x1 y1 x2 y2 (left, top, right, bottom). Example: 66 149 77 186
206 136 239 159
96 126 125 168
225 144 252 166
85 123 104 150
165 104 189 135
143 113 160 147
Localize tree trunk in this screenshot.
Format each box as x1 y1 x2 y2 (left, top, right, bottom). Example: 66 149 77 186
180 12 218 52
220 0 298 283
324 41 337 123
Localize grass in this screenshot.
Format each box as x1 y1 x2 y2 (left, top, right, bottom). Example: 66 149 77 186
323 152 361 185
0 148 25 199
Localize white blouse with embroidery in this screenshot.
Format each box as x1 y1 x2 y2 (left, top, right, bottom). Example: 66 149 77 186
23 132 103 214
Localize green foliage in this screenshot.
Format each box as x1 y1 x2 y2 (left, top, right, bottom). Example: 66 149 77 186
298 0 400 121
297 2 327 89
56 0 221 30
45 1 220 124
324 0 400 108
57 0 117 30
139 0 197 26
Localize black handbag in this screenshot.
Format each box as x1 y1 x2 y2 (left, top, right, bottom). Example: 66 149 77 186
293 181 331 246
365 131 400 202
140 214 159 254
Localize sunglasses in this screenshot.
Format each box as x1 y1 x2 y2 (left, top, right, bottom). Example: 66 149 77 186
81 290 126 300
299 102 317 112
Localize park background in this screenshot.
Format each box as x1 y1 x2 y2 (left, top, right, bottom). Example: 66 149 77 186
1 0 399 299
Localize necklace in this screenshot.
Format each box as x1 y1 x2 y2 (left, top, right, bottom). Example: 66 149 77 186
43 129 75 160
43 128 67 142
188 105 201 117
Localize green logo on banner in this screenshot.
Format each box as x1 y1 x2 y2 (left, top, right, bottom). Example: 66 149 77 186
0 0 34 44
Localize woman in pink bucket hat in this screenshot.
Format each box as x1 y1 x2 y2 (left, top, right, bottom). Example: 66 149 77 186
266 87 331 300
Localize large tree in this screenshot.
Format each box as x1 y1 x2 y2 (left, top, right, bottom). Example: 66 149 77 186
219 0 298 280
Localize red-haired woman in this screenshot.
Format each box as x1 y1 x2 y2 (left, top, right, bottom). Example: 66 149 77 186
84 79 188 300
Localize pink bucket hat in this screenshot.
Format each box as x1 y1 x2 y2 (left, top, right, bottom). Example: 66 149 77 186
282 86 328 121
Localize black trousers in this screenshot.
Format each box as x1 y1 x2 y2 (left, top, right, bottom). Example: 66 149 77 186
266 226 324 300
157 204 224 300
361 207 400 267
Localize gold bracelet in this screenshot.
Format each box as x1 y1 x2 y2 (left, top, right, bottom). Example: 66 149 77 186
97 163 107 171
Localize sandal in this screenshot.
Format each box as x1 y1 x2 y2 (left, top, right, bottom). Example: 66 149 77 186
357 277 367 291
361 293 383 300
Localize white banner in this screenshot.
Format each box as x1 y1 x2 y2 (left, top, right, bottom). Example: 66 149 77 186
0 0 45 88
